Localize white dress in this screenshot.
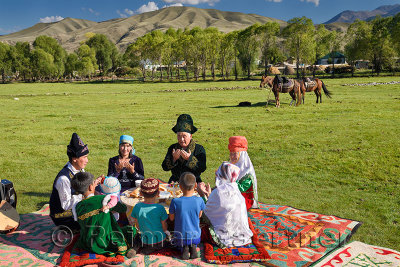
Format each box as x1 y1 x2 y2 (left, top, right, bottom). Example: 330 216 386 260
204 182 253 247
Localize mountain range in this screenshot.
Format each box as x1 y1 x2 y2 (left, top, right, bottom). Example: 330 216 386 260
0 5 399 52
324 4 400 24
0 6 285 52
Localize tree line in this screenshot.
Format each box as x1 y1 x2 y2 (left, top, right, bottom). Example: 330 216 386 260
1 14 400 83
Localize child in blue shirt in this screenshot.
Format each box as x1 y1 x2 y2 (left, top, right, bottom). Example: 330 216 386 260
169 172 205 260
130 178 168 255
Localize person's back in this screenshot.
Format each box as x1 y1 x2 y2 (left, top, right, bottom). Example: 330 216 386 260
71 172 130 256
132 202 167 245
170 196 204 240
130 178 168 254
75 195 127 255
169 172 204 260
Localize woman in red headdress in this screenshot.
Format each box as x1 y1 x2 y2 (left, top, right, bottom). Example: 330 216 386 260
227 136 259 210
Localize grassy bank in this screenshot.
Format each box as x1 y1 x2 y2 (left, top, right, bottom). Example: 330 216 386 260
0 76 399 250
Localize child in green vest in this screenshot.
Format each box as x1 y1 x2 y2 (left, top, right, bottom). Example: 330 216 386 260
71 172 136 257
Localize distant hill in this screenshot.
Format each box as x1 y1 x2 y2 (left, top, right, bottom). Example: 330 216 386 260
324 4 400 24
0 6 286 52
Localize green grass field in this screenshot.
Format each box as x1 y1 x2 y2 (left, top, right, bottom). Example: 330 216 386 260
1 76 399 250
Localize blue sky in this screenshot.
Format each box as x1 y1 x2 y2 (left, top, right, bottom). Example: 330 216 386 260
0 0 399 35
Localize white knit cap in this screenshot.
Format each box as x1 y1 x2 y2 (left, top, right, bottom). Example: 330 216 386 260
100 176 121 195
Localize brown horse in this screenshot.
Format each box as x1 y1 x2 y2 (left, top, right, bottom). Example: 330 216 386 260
299 78 332 104
260 75 302 107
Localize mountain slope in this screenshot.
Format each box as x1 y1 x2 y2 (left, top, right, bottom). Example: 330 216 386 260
0 6 286 52
324 4 400 24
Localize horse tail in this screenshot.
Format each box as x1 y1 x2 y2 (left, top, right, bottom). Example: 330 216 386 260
322 81 332 98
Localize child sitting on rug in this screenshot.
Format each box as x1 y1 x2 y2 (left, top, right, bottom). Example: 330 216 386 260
169 172 205 260
130 178 169 255
71 172 135 257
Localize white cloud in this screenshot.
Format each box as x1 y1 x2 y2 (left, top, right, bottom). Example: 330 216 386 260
137 2 159 13
124 8 135 16
163 3 184 8
117 10 127 18
266 0 283 2
300 0 319 6
39 16 64 23
163 0 219 6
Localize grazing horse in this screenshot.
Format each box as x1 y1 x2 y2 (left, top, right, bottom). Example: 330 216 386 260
260 75 301 107
300 77 332 104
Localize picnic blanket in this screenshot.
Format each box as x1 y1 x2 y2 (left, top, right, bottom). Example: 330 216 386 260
313 241 400 267
0 203 361 266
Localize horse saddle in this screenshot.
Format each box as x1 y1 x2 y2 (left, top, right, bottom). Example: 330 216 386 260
305 80 316 89
279 79 293 92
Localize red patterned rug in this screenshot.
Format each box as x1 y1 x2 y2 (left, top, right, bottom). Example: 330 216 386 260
59 235 125 267
248 203 362 266
203 218 271 264
0 203 362 266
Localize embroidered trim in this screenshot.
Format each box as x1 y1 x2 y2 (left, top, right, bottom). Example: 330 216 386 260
54 210 73 218
118 246 128 252
165 157 175 169
188 156 198 169
78 209 101 221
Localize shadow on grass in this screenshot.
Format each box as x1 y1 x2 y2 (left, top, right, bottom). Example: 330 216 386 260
21 192 51 212
211 100 278 108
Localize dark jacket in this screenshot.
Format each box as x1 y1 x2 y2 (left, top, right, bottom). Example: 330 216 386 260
107 155 144 192
162 140 206 183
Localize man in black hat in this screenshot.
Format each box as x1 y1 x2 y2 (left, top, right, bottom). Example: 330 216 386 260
49 133 91 230
162 114 207 184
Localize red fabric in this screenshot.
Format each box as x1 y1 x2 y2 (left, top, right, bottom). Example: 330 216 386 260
59 235 125 267
228 136 248 152
241 188 254 210
203 218 270 264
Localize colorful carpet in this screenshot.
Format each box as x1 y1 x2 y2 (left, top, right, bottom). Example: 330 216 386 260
203 218 271 264
0 203 362 266
313 241 400 267
59 235 125 267
248 203 362 267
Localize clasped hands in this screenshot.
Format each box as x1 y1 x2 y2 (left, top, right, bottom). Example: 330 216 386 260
197 182 212 198
172 148 191 162
115 159 135 173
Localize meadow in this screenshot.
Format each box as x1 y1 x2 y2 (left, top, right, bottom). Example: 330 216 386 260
0 76 399 250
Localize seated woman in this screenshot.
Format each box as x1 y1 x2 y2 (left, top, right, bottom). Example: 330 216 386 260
228 136 259 209
162 114 206 184
200 162 253 248
107 135 144 193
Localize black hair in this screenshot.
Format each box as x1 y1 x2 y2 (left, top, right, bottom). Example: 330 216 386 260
141 189 158 199
179 172 196 191
118 143 133 158
71 172 94 195
67 149 75 163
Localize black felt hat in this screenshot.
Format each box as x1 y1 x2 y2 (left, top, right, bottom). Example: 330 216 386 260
67 133 89 158
172 114 198 134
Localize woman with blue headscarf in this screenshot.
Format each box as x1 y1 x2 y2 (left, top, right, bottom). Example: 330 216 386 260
108 135 144 192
